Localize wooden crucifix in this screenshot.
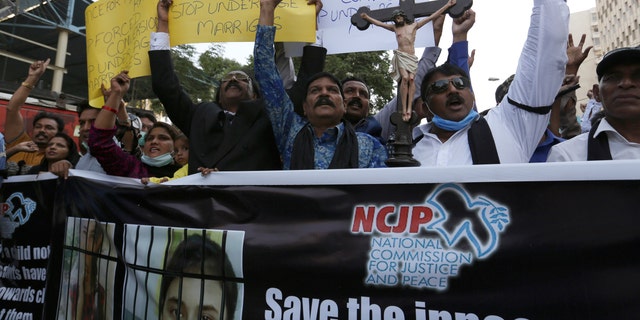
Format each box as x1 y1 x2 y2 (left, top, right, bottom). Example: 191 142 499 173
351 0 473 31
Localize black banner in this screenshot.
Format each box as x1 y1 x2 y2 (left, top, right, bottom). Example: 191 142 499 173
2 164 640 319
0 177 57 320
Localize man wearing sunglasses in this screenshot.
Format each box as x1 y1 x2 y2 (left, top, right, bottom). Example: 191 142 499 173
374 9 474 143
255 0 388 169
548 46 640 161
149 0 282 174
412 0 570 166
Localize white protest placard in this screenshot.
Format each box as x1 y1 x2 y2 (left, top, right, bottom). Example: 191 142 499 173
317 0 436 55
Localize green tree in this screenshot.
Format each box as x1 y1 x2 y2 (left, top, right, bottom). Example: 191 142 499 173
127 46 394 119
199 43 248 77
128 44 239 116
169 44 216 103
324 51 394 114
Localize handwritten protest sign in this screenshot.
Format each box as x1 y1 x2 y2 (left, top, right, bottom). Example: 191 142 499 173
168 0 314 44
317 0 436 55
85 0 156 107
85 0 315 106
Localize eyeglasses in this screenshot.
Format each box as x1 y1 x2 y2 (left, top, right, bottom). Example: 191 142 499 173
426 77 470 95
221 73 250 83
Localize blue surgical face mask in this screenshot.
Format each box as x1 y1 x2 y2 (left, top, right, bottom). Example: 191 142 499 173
140 152 174 167
138 131 147 147
431 109 479 131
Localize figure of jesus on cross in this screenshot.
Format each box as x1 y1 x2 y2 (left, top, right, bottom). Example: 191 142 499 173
361 0 456 122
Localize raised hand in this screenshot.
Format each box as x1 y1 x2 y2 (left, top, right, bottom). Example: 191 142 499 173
109 71 131 97
468 49 476 69
28 58 50 79
157 0 172 32
565 33 593 75
259 0 282 25
308 0 322 17
260 0 282 11
452 9 475 42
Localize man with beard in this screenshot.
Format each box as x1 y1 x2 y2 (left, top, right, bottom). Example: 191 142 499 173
360 0 456 122
150 0 281 173
341 77 384 143
4 58 66 171
413 0 569 166
254 0 387 169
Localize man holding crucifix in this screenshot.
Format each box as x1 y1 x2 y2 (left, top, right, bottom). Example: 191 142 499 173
360 0 456 122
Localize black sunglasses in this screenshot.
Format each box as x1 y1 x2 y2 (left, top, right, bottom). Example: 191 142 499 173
426 77 470 95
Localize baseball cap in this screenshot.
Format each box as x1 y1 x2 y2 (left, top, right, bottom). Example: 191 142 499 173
596 46 640 80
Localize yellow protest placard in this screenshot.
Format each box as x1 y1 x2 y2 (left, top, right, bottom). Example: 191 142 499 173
85 0 315 107
85 0 157 107
168 0 315 45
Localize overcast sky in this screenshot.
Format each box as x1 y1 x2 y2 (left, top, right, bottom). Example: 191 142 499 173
208 0 597 111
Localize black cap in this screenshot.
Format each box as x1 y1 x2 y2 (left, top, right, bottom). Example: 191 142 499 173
596 46 640 80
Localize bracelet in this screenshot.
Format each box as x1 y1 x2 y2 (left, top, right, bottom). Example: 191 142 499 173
102 105 118 114
21 82 34 90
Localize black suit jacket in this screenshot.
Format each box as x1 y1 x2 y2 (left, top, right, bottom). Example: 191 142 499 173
149 50 282 174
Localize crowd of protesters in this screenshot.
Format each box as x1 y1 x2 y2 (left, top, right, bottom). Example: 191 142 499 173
4 0 640 184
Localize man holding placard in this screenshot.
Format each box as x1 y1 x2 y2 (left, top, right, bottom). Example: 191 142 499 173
254 0 388 169
148 0 282 174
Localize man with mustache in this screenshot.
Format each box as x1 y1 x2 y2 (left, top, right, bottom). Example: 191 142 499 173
254 0 387 169
548 46 640 161
4 58 66 171
341 76 384 144
412 0 570 166
149 0 281 173
281 10 473 145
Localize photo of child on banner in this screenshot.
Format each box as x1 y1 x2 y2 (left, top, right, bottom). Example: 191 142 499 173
121 226 244 320
57 218 117 320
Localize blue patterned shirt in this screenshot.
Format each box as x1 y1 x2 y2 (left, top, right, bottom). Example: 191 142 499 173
254 25 387 169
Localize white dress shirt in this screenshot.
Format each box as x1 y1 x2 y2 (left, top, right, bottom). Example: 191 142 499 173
412 0 570 166
547 118 640 161
580 99 603 133
149 32 170 51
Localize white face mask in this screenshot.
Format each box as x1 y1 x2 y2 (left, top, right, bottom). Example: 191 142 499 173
140 152 173 167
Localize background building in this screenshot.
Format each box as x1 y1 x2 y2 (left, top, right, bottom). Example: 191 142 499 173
570 0 639 115
0 0 89 103
569 8 599 110
595 0 640 53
